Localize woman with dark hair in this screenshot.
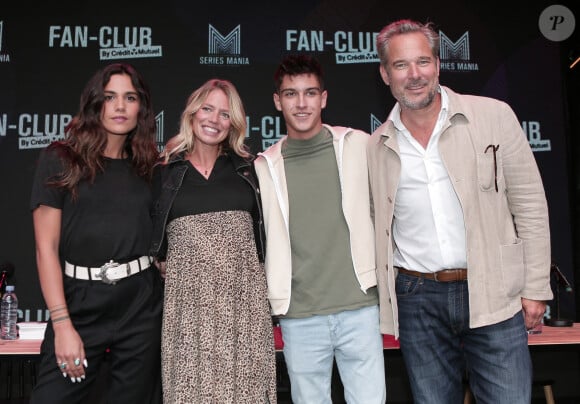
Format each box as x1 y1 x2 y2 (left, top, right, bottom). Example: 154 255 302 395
29 63 163 404
150 78 277 403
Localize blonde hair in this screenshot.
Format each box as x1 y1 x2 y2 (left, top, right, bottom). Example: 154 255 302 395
162 79 249 162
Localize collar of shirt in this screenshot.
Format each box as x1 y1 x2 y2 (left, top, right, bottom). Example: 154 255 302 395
390 86 449 149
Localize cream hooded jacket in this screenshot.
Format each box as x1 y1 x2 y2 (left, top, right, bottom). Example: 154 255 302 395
254 124 377 316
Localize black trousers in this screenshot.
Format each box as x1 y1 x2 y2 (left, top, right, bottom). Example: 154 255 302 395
30 267 163 404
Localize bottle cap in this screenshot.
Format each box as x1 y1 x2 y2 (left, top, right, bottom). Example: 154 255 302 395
5 285 14 292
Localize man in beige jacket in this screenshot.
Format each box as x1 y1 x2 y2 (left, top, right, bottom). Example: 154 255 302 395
368 19 552 404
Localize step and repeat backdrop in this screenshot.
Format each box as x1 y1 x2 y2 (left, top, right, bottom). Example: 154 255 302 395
0 0 577 323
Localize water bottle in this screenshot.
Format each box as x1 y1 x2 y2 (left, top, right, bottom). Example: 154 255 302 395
1 285 18 340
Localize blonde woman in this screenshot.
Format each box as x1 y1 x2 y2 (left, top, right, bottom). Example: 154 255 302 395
150 79 276 403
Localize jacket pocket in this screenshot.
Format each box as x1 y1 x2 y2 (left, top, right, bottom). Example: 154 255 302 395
500 238 525 297
476 151 496 191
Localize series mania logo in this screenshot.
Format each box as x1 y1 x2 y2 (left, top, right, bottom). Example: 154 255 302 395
439 31 479 72
155 111 165 152
199 24 250 66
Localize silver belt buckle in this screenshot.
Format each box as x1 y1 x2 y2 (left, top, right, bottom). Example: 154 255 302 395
97 260 120 285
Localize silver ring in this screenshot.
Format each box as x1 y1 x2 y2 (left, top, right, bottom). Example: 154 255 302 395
60 362 67 370
74 358 81 366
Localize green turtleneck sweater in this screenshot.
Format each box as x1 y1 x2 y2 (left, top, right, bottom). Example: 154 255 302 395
282 127 378 318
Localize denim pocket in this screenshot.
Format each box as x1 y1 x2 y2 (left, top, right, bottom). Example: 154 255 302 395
395 273 422 297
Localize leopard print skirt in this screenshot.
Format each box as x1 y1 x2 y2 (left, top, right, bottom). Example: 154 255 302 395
162 210 277 404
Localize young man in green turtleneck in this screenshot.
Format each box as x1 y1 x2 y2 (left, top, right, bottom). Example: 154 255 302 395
254 55 386 404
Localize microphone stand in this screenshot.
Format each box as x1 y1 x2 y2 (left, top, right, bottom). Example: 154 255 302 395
0 261 15 295
0 270 8 295
545 263 573 327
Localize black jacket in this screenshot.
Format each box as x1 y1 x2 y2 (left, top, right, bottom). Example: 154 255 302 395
149 151 266 262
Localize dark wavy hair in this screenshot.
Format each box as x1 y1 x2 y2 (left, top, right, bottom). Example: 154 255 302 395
48 63 158 198
273 54 324 93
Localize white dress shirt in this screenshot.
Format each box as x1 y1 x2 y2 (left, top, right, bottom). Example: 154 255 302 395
390 87 467 273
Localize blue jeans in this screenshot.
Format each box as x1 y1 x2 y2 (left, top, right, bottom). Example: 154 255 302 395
279 305 386 404
396 273 532 404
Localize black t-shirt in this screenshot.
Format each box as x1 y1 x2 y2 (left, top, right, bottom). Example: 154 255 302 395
168 154 255 221
30 147 153 267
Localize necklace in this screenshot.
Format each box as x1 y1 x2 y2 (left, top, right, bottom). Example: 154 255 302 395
190 160 214 178
187 152 219 179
